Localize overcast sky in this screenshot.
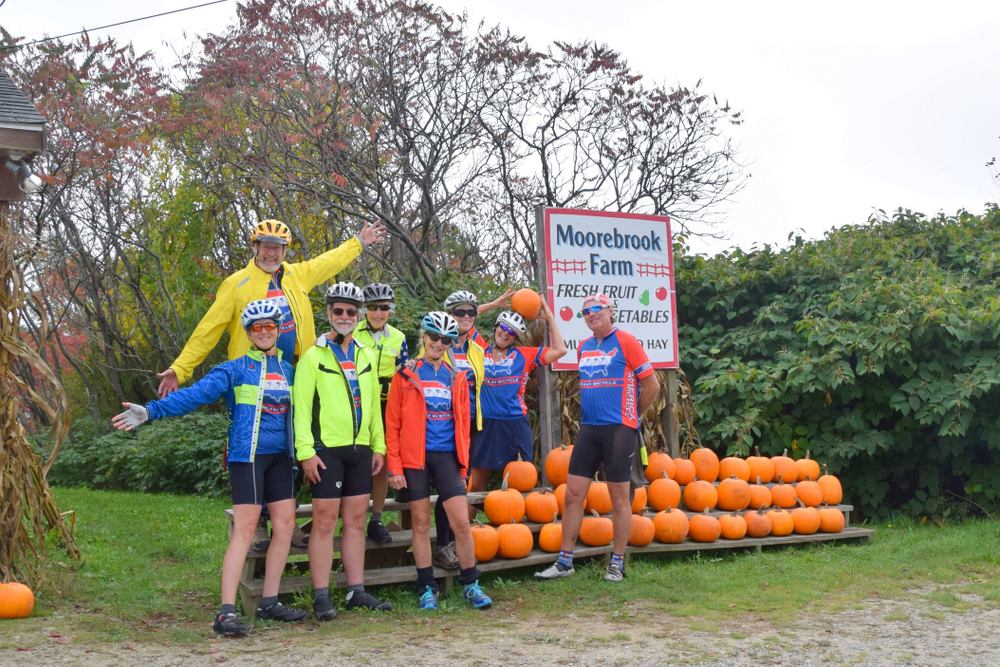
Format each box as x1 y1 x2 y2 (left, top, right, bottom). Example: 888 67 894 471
3 0 999 255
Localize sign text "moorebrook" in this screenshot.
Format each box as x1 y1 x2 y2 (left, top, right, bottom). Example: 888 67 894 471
555 224 663 252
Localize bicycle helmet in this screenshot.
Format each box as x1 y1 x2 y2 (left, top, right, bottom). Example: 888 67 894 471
326 282 364 305
421 311 459 339
443 290 478 310
363 283 395 303
240 299 283 329
250 219 292 245
495 310 527 337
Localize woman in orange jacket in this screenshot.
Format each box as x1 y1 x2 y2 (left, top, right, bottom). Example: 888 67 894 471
385 312 493 610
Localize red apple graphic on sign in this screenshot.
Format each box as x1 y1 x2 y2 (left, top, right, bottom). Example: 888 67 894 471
559 306 573 321
655 286 668 301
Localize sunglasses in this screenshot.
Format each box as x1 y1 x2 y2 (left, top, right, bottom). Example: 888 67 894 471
330 307 358 317
249 321 278 333
496 322 518 337
425 332 454 345
581 304 605 316
450 308 477 318
366 304 392 312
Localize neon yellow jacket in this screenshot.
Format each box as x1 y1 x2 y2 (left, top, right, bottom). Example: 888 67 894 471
169 238 362 384
292 336 386 460
353 320 408 400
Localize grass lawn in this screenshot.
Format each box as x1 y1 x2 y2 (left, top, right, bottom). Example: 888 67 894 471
6 486 999 645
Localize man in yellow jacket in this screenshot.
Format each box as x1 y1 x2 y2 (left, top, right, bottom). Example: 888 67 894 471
156 219 385 396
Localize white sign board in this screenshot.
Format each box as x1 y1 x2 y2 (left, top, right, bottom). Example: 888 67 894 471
542 208 678 371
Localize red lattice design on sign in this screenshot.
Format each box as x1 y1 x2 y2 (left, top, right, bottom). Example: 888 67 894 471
551 258 587 274
636 262 671 277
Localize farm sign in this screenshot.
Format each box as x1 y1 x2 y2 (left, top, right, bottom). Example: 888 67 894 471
542 208 678 371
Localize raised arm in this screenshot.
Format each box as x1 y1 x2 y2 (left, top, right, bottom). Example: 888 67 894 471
538 299 568 365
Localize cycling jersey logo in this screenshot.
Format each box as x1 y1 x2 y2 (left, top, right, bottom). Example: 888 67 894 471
484 352 515 376
452 353 471 371
262 372 290 414
339 360 358 382
578 348 618 378
422 381 452 411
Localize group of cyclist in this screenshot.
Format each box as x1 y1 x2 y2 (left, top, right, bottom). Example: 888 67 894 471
112 218 660 637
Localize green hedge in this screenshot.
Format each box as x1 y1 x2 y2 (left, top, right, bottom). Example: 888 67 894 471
676 206 1000 520
48 412 229 497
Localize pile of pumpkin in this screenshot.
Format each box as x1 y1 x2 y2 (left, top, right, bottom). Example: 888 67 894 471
468 445 847 562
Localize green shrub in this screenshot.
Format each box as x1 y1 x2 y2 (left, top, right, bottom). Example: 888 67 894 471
49 412 229 497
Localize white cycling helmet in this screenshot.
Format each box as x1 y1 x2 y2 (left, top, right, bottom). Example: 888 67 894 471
325 282 364 305
443 290 478 311
363 283 395 303
495 310 527 337
240 299 283 329
421 311 459 338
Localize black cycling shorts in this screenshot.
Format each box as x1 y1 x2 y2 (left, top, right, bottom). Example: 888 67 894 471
310 446 374 499
568 424 638 483
399 451 467 503
229 453 296 505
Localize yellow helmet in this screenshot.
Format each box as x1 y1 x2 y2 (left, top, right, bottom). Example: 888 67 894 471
251 219 292 245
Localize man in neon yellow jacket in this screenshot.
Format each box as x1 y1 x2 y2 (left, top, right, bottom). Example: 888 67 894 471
156 219 386 396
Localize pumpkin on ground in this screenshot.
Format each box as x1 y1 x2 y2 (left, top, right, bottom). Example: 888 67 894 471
688 509 722 543
682 479 718 512
748 477 772 509
525 490 559 523
770 476 798 509
719 456 750 481
672 458 696 486
767 508 794 536
818 465 844 505
497 522 534 558
791 503 821 535
648 474 681 511
795 451 821 482
716 476 751 511
544 444 573 487
644 451 676 482
743 509 772 538
628 514 656 547
484 474 526 524
819 506 846 533
503 457 538 492
554 483 567 516
470 522 499 562
538 522 563 552
579 512 614 546
771 449 798 483
653 508 689 543
631 485 648 513
585 480 613 515
719 513 748 540
795 479 824 508
747 448 775 483
0 582 35 619
690 447 720 483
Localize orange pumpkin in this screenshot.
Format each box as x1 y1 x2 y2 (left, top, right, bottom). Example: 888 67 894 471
653 508 689 543
648 475 681 511
545 444 574 487
554 483 567 516
743 509 772 538
795 450 821 482
746 448 775 483
719 513 748 540
688 509 722 543
672 458 696 486
766 508 794 536
503 457 538 492
818 465 844 505
0 582 35 619
525 490 559 523
771 449 798 483
579 512 614 546
795 480 823 508
585 480 613 515
631 485 648 513
628 514 656 547
538 521 563 552
682 479 718 512
644 451 676 482
719 456 750 481
716 476 751 511
690 447 720 483
497 522 534 558
819 506 845 533
748 477 772 509
770 475 798 509
791 503 821 535
484 474 526 524
511 287 542 319
470 522 499 562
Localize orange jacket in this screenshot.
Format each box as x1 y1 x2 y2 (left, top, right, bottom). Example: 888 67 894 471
385 359 470 478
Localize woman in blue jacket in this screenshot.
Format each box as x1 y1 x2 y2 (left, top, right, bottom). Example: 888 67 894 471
112 300 306 636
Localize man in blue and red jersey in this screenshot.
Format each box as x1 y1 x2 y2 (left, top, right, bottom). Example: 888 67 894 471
535 293 660 583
